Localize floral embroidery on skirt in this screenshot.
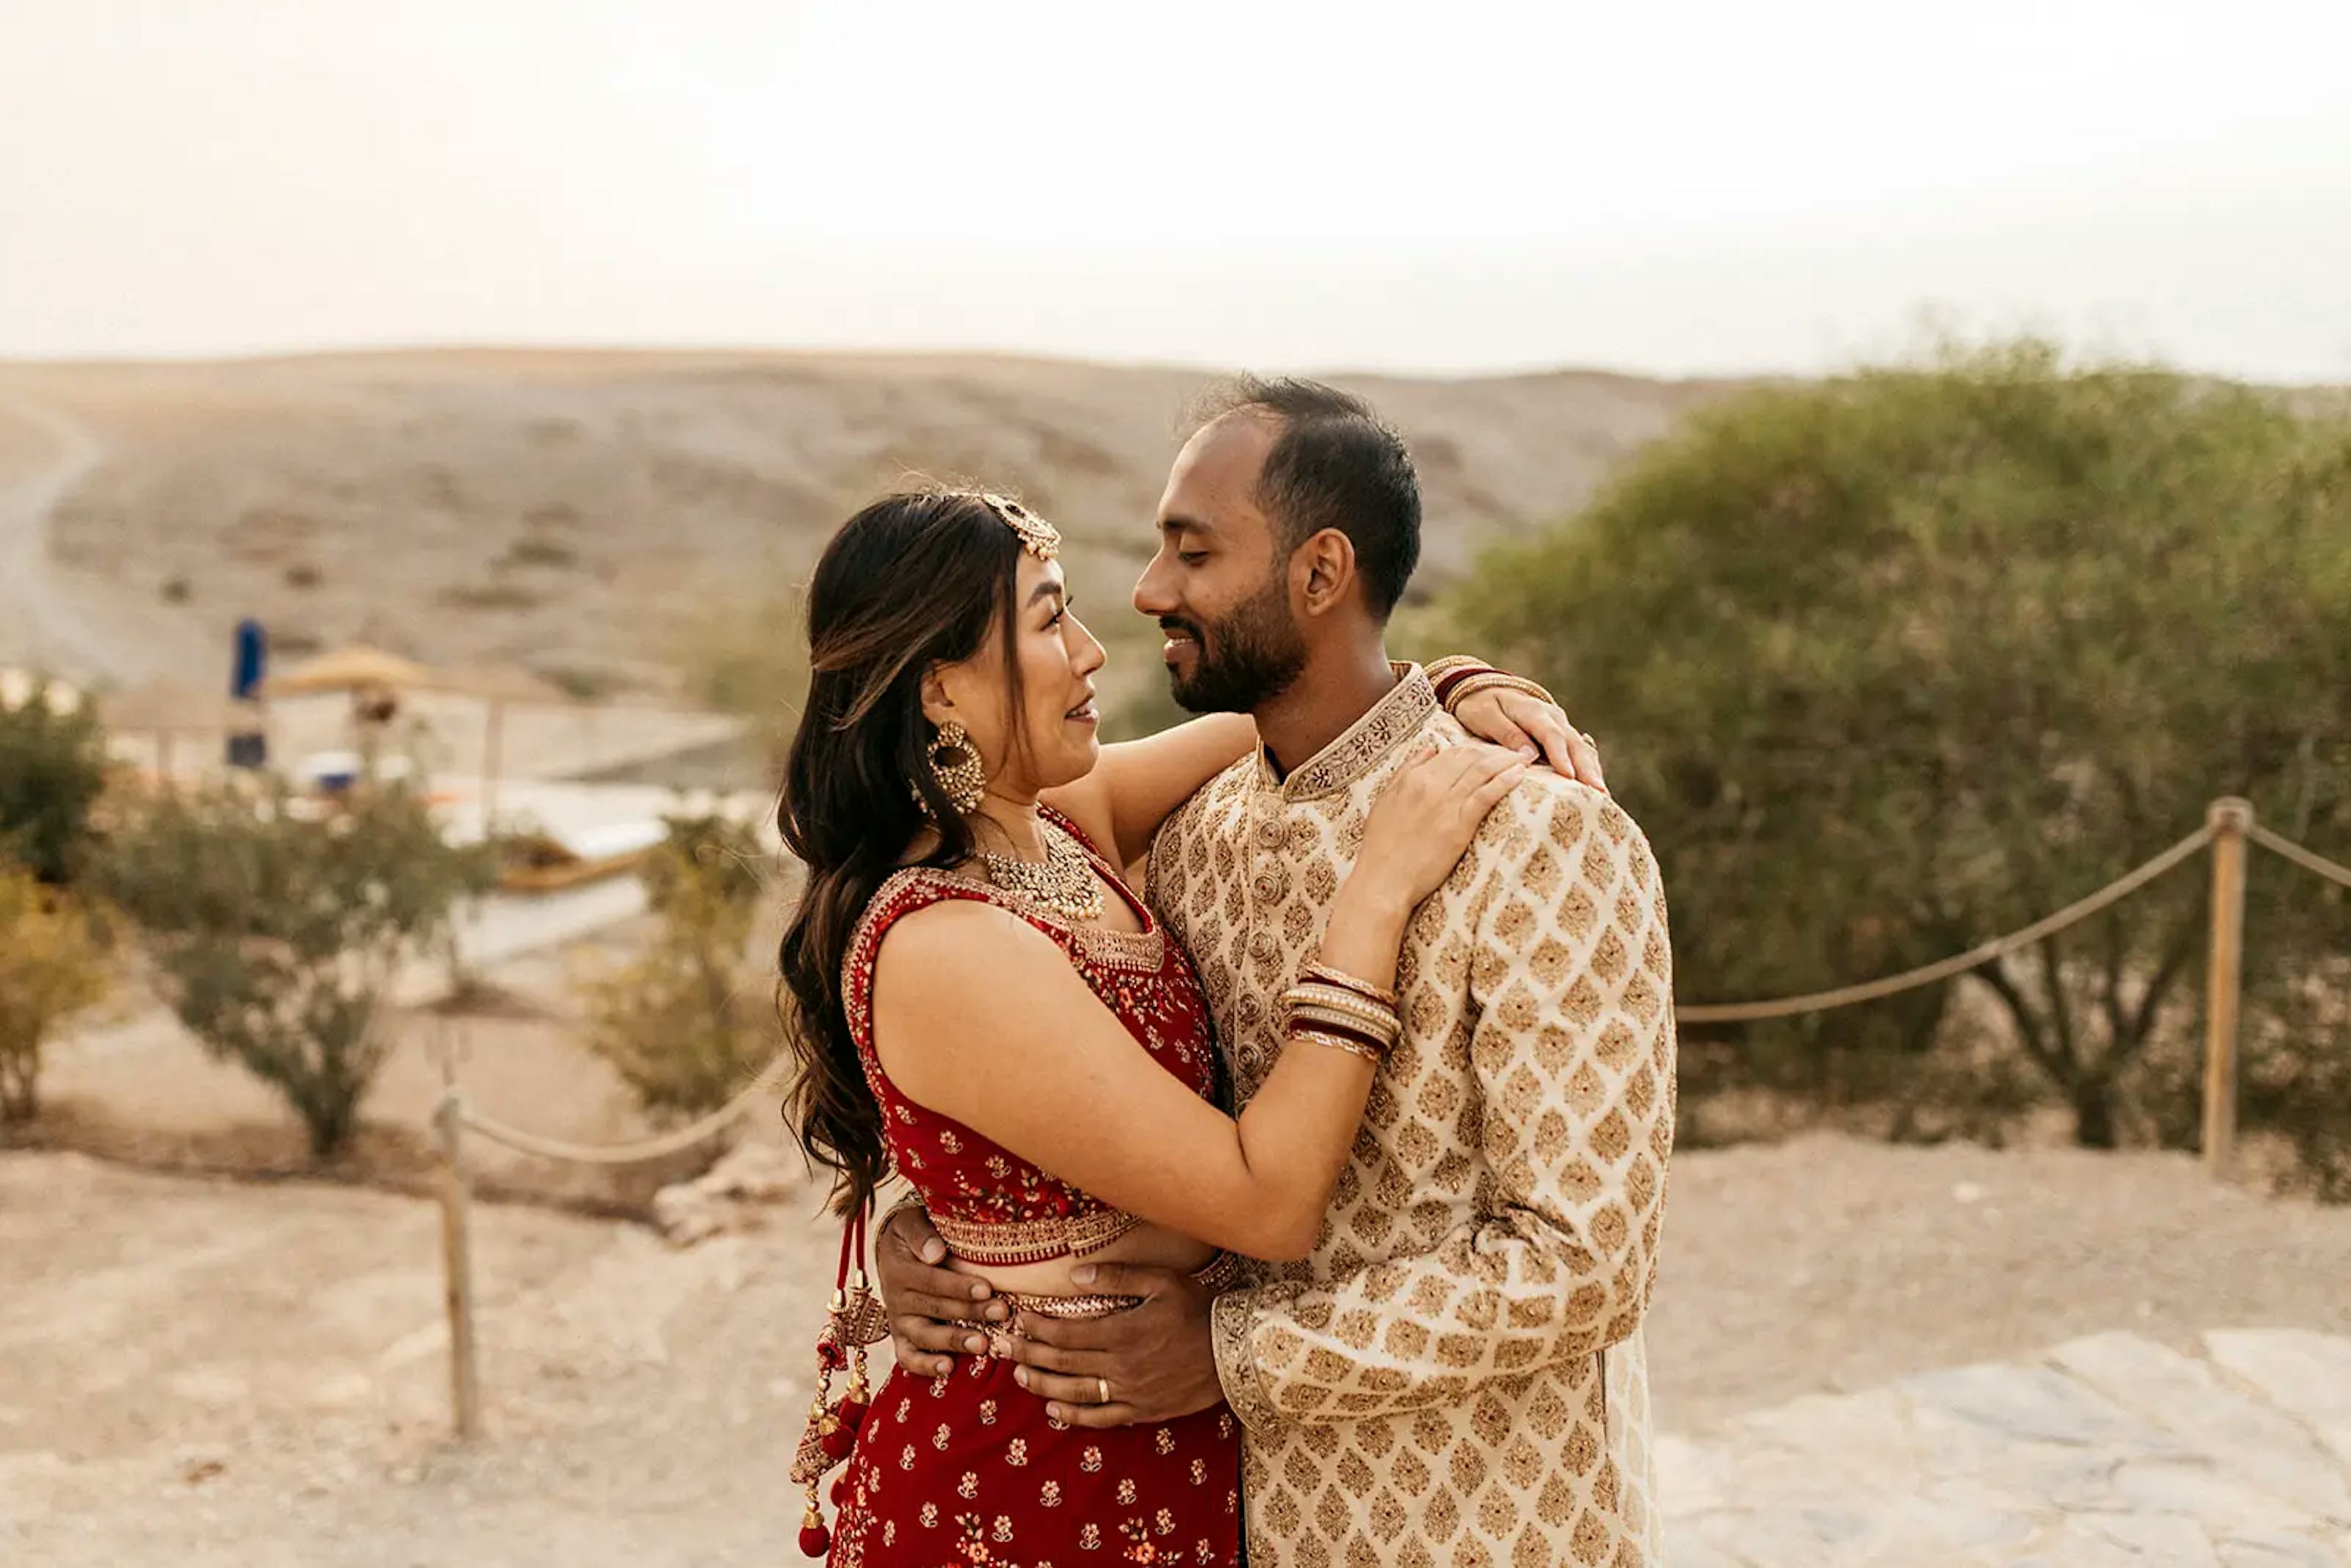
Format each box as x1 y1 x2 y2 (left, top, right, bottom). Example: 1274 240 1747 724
828 1354 1239 1567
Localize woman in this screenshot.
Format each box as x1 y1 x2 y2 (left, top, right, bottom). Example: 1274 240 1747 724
777 489 1553 1567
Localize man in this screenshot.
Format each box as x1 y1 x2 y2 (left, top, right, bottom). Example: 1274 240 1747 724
877 378 1676 1567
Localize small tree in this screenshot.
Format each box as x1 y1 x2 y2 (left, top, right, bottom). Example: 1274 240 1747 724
582 814 778 1119
101 781 497 1158
1457 341 2351 1152
0 680 110 885
0 868 108 1123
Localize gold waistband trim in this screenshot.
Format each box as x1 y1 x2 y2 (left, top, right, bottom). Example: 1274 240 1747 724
996 1291 1135 1321
932 1206 1145 1266
972 1253 1247 1335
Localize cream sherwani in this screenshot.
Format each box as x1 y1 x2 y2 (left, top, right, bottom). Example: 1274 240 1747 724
1148 666 1676 1568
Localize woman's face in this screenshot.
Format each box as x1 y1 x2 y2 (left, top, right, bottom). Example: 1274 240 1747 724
932 553 1108 798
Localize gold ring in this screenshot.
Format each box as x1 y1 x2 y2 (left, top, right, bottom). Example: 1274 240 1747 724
1097 1376 1111 1405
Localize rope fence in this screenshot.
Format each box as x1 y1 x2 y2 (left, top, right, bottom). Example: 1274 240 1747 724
455 1048 794 1166
1674 823 2218 1024
428 1030 795 1435
2249 823 2351 891
424 793 2345 1439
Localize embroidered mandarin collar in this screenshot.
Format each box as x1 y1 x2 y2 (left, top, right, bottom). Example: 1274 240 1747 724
1255 662 1438 802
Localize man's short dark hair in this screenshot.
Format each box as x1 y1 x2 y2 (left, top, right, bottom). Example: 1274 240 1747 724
1199 375 1421 619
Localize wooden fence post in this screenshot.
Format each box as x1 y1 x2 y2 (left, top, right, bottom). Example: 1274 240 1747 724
2202 797 2254 1176
433 1060 482 1439
480 696 506 831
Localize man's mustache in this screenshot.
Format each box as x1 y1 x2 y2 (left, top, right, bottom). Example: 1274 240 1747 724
1159 618 1204 642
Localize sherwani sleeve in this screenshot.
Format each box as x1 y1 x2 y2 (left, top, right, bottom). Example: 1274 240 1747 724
1210 783 1677 1429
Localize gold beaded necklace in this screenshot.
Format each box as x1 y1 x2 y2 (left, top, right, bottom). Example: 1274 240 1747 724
975 820 1105 924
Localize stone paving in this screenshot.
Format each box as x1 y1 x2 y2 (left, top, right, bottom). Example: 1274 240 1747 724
1662 1329 2351 1567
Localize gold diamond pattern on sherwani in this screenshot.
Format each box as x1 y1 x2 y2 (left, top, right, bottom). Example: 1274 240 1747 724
1149 662 1676 1568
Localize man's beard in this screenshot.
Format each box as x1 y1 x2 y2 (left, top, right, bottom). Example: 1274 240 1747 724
1164 576 1308 715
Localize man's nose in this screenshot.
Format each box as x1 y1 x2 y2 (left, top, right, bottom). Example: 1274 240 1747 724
1133 557 1176 618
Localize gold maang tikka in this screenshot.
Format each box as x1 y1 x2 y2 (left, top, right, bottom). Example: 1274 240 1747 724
977 493 1061 561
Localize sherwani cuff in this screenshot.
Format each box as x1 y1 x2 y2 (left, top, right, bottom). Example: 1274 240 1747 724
1211 1286 1280 1435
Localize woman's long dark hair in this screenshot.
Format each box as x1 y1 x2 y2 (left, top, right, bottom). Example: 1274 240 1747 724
778 490 1030 1217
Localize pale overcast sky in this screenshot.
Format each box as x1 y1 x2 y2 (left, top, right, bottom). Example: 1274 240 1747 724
2 1 2347 378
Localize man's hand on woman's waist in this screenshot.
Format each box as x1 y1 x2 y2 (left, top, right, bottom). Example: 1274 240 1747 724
874 1206 1224 1428
1005 1261 1224 1429
873 1203 1008 1378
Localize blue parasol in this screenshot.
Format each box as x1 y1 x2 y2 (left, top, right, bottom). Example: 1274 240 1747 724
231 618 268 700
228 618 268 768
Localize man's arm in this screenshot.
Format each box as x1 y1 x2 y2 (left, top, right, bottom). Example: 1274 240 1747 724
1212 782 1676 1428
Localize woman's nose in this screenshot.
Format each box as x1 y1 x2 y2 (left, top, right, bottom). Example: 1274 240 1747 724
1073 618 1108 676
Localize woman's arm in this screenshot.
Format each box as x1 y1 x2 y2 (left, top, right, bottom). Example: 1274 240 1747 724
1041 665 1606 871
1040 715 1257 871
877 743 1526 1261
873 885 1387 1260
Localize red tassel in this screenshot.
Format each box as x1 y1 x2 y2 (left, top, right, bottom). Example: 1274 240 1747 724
793 1205 879 1561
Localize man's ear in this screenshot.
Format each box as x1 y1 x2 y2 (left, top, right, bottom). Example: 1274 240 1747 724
1294 528 1359 618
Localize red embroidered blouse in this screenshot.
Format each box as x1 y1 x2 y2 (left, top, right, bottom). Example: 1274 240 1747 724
842 808 1223 1267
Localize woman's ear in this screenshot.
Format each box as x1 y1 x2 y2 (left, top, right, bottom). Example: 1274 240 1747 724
918 662 956 730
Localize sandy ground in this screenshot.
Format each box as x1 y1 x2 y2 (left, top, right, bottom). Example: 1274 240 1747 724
7 1136 2348 1567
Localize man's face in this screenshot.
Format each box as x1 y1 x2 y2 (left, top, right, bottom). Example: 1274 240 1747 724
1132 416 1308 715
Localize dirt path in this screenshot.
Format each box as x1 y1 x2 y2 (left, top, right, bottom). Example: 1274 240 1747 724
7 1135 2348 1566
0 400 121 681
0 397 213 688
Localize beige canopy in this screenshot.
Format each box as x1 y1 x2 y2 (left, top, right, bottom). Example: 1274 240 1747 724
260 643 443 697
255 646 582 819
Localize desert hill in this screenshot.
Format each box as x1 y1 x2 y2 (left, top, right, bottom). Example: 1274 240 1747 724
0 350 1736 702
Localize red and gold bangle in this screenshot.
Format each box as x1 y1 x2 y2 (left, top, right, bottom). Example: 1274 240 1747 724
1287 1003 1400 1054
1284 988 1402 1046
1297 961 1400 1011
1429 659 1498 710
1443 670 1557 713
1286 978 1397 1019
1424 654 1488 694
1289 1023 1389 1063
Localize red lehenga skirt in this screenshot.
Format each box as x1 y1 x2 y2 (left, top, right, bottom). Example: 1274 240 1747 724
827 1345 1240 1568
828 826 1243 1566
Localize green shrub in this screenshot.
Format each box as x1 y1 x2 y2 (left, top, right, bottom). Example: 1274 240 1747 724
582 815 778 1120
0 681 110 885
100 781 497 1157
0 868 108 1122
